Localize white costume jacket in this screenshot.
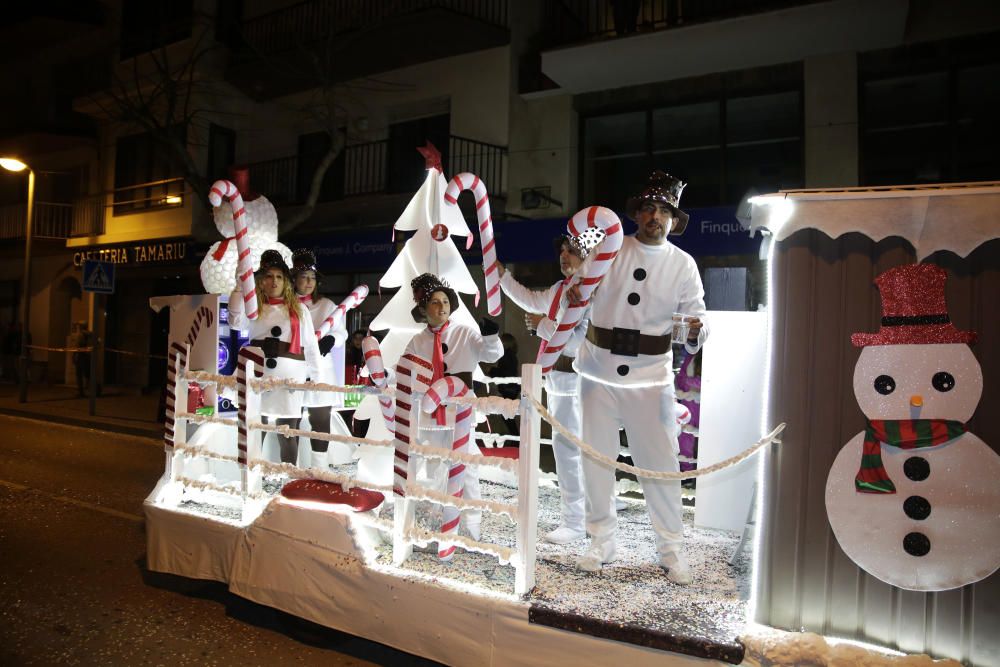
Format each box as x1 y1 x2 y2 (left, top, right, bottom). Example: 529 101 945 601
575 235 708 387
300 295 346 407
401 322 504 380
229 294 321 418
499 272 589 394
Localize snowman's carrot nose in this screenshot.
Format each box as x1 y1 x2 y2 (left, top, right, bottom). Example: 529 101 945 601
910 395 924 407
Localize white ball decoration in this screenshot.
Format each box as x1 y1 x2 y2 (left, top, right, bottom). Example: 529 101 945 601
201 192 287 294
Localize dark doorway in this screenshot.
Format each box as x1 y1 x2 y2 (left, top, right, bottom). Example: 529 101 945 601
387 114 449 194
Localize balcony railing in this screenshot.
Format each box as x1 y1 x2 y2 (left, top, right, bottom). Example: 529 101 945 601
544 0 812 46
248 135 506 206
0 202 75 240
242 0 509 55
112 177 186 217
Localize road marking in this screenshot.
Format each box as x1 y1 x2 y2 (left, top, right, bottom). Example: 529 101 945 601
0 479 145 523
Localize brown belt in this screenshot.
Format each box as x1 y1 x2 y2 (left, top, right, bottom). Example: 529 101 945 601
551 356 576 374
585 324 671 357
250 339 305 361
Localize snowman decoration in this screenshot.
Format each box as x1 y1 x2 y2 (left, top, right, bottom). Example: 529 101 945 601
826 263 1000 591
199 167 293 295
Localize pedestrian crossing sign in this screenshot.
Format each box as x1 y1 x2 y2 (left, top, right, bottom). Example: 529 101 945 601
82 259 115 294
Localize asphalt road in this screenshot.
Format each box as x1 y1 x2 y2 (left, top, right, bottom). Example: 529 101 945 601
0 415 440 666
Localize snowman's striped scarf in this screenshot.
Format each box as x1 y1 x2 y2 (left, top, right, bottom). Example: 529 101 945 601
856 419 967 493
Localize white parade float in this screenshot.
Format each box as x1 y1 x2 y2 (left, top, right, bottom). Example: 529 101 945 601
143 170 998 666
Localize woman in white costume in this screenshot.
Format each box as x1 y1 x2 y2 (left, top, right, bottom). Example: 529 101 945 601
291 249 354 469
229 250 321 464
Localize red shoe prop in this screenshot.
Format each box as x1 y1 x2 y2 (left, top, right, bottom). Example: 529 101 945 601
280 479 385 512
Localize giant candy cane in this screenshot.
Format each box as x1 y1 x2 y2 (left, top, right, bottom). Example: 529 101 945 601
318 284 369 338
392 353 434 496
164 341 187 449
536 206 623 373
236 346 265 467
362 335 395 433
208 179 258 320
443 173 502 316
421 376 474 561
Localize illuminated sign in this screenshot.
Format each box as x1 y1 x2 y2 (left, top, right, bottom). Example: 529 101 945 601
73 241 190 267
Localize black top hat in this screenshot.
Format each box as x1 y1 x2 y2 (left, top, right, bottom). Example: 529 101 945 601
410 273 461 323
257 249 290 276
625 170 690 235
291 249 322 280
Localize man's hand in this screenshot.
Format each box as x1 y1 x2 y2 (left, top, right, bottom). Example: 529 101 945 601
524 312 543 332
567 284 583 305
479 318 500 336
685 317 703 343
496 262 505 278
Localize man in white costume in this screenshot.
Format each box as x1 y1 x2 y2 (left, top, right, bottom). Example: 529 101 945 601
570 171 708 584
402 273 504 539
498 235 596 544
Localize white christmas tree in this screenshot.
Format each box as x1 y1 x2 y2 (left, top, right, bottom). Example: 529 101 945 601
355 142 485 485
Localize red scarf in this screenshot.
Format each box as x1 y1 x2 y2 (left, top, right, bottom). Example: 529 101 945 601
297 294 313 305
267 297 301 355
429 321 450 425
856 419 966 493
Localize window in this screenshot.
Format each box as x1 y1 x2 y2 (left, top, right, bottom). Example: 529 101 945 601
113 129 186 215
861 54 1000 185
581 90 802 210
207 124 237 183
120 0 194 60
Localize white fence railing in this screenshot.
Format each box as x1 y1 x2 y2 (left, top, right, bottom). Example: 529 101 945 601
165 345 543 596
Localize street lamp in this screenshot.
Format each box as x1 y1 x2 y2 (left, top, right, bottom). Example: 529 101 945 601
1 157 35 403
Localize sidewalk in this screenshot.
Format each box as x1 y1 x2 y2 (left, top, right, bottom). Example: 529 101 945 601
0 381 162 440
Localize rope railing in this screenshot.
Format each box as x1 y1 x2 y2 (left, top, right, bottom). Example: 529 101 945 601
166 354 782 598
531 395 785 481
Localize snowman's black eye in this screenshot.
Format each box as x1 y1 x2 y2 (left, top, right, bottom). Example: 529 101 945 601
932 372 955 393
874 375 896 395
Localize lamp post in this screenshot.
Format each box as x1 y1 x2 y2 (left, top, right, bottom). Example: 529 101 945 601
1 157 35 403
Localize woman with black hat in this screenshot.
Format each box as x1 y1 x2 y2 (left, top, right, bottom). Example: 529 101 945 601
291 249 355 471
229 250 322 465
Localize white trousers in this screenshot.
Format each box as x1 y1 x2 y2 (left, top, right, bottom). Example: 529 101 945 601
423 424 482 530
580 377 683 556
547 370 585 532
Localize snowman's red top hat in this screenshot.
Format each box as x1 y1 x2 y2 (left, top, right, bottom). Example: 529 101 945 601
851 263 977 347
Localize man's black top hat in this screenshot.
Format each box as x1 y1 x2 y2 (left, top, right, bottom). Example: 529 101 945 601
625 170 690 235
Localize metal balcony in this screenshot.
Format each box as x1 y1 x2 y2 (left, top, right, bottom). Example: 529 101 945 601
0 202 75 240
248 135 507 206
228 1 510 99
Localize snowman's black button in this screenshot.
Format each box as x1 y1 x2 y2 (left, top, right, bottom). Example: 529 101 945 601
265 358 278 369
442 363 448 373
903 532 931 557
633 268 647 281
271 326 282 337
903 456 930 481
627 292 641 306
617 365 629 376
903 496 931 520
441 343 448 354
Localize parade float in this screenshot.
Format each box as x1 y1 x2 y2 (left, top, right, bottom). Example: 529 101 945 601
144 157 998 666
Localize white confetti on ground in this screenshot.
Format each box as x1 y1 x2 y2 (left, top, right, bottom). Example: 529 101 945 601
177 462 752 649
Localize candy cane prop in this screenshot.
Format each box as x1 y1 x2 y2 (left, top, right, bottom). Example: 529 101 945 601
536 206 623 373
443 173 502 316
421 376 474 561
185 306 215 347
236 346 265 467
164 342 187 449
208 179 257 320
318 284 369 338
362 335 395 432
392 353 434 496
